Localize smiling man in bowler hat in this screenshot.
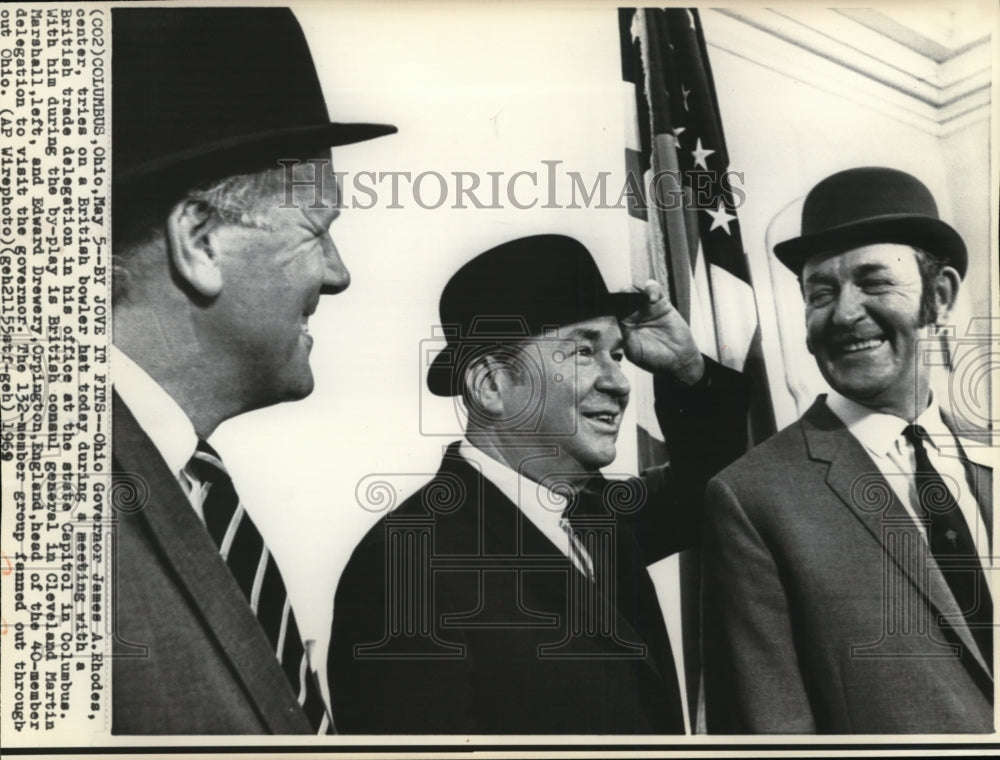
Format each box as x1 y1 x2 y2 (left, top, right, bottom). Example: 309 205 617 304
330 234 749 733
701 167 993 733
110 7 394 734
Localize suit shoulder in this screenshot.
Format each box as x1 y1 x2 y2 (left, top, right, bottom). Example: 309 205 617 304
712 417 810 488
340 463 478 572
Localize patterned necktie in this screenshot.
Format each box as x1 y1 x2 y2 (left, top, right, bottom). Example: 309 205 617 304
188 440 333 734
561 482 612 583
558 515 596 581
903 424 992 671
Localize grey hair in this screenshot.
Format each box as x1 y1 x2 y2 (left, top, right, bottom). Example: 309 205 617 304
460 341 536 426
112 165 294 305
184 168 292 230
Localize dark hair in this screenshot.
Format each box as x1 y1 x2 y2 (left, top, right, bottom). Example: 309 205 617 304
912 246 949 325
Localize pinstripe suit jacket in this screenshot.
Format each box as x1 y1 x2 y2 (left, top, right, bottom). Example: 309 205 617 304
111 392 312 734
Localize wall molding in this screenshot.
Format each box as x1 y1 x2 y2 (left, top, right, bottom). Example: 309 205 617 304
703 7 991 137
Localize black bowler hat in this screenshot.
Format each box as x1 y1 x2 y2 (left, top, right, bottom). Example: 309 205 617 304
427 235 642 397
112 7 396 189
773 167 966 278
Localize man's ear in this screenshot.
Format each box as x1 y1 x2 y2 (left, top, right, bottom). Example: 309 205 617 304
165 199 224 298
929 266 961 323
463 355 506 420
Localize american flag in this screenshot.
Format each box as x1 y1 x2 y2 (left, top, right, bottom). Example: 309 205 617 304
618 7 776 731
619 7 775 452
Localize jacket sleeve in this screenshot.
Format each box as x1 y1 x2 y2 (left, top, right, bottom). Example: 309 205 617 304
701 475 816 733
634 357 751 562
328 528 476 734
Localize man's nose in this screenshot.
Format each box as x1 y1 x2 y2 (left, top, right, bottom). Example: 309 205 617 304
831 284 866 326
320 236 350 295
595 357 630 397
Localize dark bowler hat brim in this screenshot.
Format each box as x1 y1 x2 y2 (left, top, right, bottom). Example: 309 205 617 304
427 235 643 397
112 7 396 188
115 123 397 188
773 167 967 278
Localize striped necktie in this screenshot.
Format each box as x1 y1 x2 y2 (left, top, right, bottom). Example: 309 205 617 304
188 440 333 734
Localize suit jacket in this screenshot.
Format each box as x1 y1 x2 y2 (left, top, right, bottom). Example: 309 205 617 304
702 397 994 734
330 362 749 733
111 392 313 734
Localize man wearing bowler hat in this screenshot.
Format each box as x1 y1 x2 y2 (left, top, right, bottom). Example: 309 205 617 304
701 167 993 733
330 234 750 733
110 7 395 733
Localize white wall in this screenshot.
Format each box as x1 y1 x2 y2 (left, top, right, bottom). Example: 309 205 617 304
702 9 992 428
941 116 993 324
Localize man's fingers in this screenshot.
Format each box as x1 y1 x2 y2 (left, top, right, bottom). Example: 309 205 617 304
641 279 664 304
623 279 673 325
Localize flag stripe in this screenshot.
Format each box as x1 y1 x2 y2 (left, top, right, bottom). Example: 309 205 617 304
620 6 775 444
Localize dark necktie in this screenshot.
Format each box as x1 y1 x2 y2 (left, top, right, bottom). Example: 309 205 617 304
188 440 333 734
903 424 992 671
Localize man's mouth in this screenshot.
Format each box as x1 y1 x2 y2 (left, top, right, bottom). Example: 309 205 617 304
302 303 318 336
833 336 885 355
581 410 620 430
300 315 314 344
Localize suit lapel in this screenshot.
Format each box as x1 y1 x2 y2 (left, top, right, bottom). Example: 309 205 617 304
945 412 994 543
970 461 993 542
802 399 992 682
113 392 312 733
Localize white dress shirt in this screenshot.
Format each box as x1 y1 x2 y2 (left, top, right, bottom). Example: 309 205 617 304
459 439 595 579
112 345 207 517
826 391 992 584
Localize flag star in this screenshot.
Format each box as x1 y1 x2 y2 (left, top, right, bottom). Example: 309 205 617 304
687 10 696 29
706 201 737 235
682 84 691 111
691 137 714 169
672 126 685 147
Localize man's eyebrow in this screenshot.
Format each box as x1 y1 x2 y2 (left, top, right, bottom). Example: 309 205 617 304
301 204 340 230
803 271 837 288
564 327 603 342
852 262 892 278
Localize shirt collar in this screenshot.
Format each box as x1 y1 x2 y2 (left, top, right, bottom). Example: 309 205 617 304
112 345 198 480
458 438 569 532
825 389 947 457
913 396 954 455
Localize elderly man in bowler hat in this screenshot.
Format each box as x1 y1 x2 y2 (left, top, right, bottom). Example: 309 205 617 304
110 8 394 734
701 167 993 733
330 235 750 733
